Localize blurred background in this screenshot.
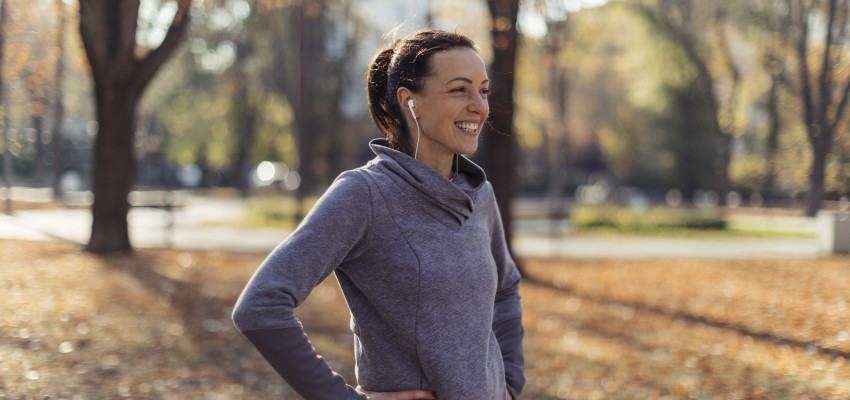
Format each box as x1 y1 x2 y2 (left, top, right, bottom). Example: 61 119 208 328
1 0 850 252
3 1 850 398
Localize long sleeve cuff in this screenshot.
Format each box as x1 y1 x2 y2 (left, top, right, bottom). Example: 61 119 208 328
493 316 525 399
242 327 366 400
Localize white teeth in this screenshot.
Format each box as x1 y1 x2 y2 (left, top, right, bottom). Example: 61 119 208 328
455 122 478 132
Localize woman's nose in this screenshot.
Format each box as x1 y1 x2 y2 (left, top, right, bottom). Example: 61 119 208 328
469 94 488 114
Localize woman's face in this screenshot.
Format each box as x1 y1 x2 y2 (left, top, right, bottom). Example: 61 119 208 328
406 48 489 159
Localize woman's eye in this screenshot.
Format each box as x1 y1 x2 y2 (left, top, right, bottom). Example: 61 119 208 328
481 88 490 95
451 87 466 93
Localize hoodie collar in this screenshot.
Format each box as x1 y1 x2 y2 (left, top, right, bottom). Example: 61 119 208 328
368 138 487 227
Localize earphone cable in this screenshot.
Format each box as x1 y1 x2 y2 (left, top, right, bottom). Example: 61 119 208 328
413 117 421 160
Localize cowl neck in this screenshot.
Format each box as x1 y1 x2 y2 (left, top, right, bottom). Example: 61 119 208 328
368 138 487 228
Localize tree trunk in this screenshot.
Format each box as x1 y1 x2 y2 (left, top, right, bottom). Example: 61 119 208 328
805 133 830 217
51 0 66 199
85 86 138 253
485 0 521 269
32 116 45 182
292 4 316 221
230 64 256 198
1 0 10 215
2 108 11 216
715 131 732 196
763 79 781 201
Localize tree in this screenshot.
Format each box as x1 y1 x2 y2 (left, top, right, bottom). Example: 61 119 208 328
290 3 318 217
1 0 9 215
259 0 358 217
731 0 795 202
139 0 360 203
21 9 55 184
631 0 743 197
484 0 522 268
786 0 850 216
51 0 67 199
79 0 191 253
520 0 572 196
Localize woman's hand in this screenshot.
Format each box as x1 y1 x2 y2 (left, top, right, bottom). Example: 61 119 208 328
356 386 436 399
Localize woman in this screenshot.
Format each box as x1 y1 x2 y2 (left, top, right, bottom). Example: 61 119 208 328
232 29 524 400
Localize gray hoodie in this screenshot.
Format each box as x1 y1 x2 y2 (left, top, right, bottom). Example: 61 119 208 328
233 139 524 399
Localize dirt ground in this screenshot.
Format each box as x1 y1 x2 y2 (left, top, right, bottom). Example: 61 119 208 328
1 239 849 399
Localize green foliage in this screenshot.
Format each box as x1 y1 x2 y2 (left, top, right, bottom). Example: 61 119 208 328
571 205 726 233
242 195 318 229
243 196 299 229
651 82 722 194
251 92 296 163
515 1 850 200
520 3 724 191
729 154 768 196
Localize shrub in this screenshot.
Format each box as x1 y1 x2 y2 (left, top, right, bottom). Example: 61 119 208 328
571 205 726 233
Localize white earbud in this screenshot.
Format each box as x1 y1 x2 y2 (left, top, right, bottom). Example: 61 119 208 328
407 99 416 120
407 99 420 160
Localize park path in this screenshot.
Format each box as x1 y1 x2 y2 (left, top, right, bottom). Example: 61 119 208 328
0 191 824 258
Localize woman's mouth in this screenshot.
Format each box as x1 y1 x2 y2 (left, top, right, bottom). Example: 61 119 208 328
455 122 479 133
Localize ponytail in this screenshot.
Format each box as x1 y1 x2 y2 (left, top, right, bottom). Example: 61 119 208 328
366 46 409 153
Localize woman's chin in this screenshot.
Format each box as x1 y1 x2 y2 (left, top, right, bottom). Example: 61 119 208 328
457 144 479 156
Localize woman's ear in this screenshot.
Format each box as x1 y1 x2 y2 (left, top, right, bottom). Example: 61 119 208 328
397 87 414 118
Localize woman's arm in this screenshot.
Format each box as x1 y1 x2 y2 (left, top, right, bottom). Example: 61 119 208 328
245 328 435 400
243 327 366 399
493 272 525 399
232 171 374 399
485 184 526 399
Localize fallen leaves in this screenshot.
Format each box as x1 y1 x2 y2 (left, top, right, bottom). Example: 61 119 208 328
522 257 850 399
1 238 848 399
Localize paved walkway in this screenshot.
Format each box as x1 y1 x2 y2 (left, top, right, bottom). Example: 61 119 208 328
0 198 288 254
0 193 831 259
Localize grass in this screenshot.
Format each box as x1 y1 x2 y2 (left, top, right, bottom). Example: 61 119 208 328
565 226 816 239
240 196 319 230
238 200 813 239
2 239 849 399
568 205 815 239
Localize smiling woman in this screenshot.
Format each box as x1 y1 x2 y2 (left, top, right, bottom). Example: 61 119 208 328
395 48 490 178
233 29 525 400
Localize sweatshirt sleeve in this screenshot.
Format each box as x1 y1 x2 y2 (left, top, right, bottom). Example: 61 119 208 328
485 184 526 399
243 327 366 400
232 170 372 399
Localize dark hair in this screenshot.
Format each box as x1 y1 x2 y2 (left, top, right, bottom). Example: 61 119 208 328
367 29 477 155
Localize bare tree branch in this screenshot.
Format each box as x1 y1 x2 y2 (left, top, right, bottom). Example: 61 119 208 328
136 0 191 91
713 5 740 135
792 0 816 142
830 1 850 132
831 74 850 133
816 0 837 129
78 0 109 77
117 0 141 70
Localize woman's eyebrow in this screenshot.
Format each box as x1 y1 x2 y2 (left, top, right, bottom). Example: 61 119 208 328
444 77 490 85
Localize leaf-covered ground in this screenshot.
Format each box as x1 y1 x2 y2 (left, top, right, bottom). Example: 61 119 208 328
1 239 849 399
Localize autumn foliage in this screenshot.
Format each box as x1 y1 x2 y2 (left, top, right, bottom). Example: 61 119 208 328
3 238 849 398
